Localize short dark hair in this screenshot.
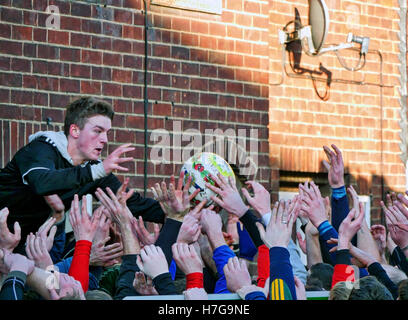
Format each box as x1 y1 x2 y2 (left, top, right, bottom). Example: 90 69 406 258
308 263 334 290
64 97 114 136
349 276 393 300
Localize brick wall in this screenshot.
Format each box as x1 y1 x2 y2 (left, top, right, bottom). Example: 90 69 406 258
268 0 404 223
0 0 271 195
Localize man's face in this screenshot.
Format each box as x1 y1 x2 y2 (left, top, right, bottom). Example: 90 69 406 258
76 115 112 161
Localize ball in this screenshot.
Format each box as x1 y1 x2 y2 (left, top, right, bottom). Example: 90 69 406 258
181 152 236 207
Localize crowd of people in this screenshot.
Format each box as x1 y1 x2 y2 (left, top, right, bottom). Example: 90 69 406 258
0 97 407 300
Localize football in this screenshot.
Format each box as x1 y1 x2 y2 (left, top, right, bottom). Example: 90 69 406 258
181 152 236 206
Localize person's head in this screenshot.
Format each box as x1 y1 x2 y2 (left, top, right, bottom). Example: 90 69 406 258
330 276 393 300
305 277 324 291
308 263 334 290
381 264 407 287
64 97 114 163
329 281 353 300
398 279 408 300
85 289 113 300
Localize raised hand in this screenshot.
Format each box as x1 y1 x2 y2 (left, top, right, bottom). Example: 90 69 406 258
327 238 377 268
0 207 21 251
172 242 203 275
256 199 299 248
337 203 365 250
370 224 387 256
223 256 251 293
43 194 65 223
299 181 327 228
322 144 345 188
151 171 200 221
130 216 160 247
69 194 102 242
205 173 248 218
136 245 169 280
381 201 408 249
25 233 53 269
102 143 135 174
241 181 271 216
35 217 57 252
133 271 158 295
176 215 201 244
0 249 35 276
90 236 123 267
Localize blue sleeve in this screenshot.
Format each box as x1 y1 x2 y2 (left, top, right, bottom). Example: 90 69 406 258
54 257 100 290
54 256 73 274
237 223 257 261
49 223 66 264
245 291 266 300
269 247 297 300
330 186 357 247
212 245 236 294
0 271 26 300
317 220 339 265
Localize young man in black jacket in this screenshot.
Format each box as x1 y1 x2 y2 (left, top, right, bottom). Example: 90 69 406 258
0 97 167 254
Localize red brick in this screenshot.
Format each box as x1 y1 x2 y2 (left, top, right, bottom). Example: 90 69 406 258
153 73 170 87
171 76 189 89
71 33 91 47
209 23 226 37
37 76 59 91
123 85 142 99
0 40 22 56
23 75 37 89
11 58 30 72
162 61 180 74
103 52 121 66
102 82 121 96
81 50 102 64
48 30 69 45
60 78 80 93
1 7 22 24
114 8 133 24
71 64 91 78
81 80 101 95
112 69 132 83
60 16 81 31
60 48 80 62
123 25 143 39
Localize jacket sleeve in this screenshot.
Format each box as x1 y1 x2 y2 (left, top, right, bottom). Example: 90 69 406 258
331 249 355 288
68 240 92 292
114 254 140 300
256 244 270 289
239 209 264 248
367 262 398 299
269 247 297 300
15 140 95 196
155 218 182 266
212 244 237 294
152 272 178 295
0 271 27 300
389 246 408 276
317 220 339 265
330 187 357 246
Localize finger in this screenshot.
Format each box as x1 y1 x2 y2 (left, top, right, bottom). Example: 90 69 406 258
241 188 253 204
13 221 21 240
48 225 57 243
188 186 200 202
205 182 223 196
177 171 184 191
161 181 169 202
190 199 207 217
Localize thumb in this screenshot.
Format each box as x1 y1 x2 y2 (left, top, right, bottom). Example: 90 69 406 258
13 221 21 238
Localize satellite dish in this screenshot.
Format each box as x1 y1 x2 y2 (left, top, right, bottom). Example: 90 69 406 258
308 0 329 54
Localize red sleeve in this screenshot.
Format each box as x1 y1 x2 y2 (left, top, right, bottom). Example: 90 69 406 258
186 272 204 289
257 244 270 289
68 240 92 292
331 264 355 288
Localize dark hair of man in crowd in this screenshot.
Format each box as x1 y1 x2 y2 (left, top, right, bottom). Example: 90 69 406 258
63 97 115 136
348 276 393 300
308 263 334 290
